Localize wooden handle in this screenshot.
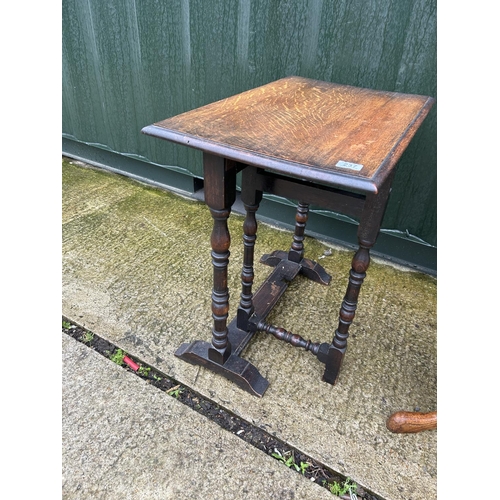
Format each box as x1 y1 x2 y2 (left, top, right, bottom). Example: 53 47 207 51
386 411 437 433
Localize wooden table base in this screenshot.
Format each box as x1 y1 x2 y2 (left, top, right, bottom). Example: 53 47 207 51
175 250 332 397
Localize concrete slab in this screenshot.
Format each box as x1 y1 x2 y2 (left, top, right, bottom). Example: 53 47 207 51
62 158 437 500
62 333 333 499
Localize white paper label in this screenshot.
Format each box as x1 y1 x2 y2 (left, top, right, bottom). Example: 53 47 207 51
335 160 363 171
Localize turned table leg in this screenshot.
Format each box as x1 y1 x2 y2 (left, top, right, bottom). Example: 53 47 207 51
323 174 394 385
237 166 262 331
208 206 232 364
260 199 331 286
288 201 309 263
203 153 237 365
322 240 373 384
174 160 269 397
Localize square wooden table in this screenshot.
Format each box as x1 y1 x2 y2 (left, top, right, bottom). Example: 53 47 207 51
142 76 434 396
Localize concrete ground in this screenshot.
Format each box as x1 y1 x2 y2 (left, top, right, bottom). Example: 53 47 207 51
62 157 437 500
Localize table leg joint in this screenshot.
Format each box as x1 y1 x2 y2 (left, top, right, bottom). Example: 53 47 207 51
260 250 331 285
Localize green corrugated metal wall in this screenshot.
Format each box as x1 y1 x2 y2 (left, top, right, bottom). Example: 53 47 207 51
62 0 436 270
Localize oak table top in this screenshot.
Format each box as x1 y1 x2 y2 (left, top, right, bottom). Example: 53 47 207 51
142 76 434 195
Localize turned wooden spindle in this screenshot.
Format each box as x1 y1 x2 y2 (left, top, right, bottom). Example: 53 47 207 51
257 321 321 355
334 244 371 349
386 411 437 433
239 201 259 319
203 154 237 366
288 202 309 263
208 207 232 364
237 166 263 332
322 242 372 385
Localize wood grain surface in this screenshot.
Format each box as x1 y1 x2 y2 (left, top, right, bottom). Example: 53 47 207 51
150 76 433 188
386 411 437 433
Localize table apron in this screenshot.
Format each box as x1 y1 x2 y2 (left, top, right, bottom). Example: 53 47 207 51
253 169 365 219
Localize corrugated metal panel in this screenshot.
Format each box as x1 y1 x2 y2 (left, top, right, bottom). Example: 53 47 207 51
62 0 436 247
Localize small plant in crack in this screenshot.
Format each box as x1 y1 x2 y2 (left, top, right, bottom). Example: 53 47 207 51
166 385 184 398
109 349 125 366
323 477 357 497
62 320 71 329
82 331 94 344
138 366 151 377
272 449 309 474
